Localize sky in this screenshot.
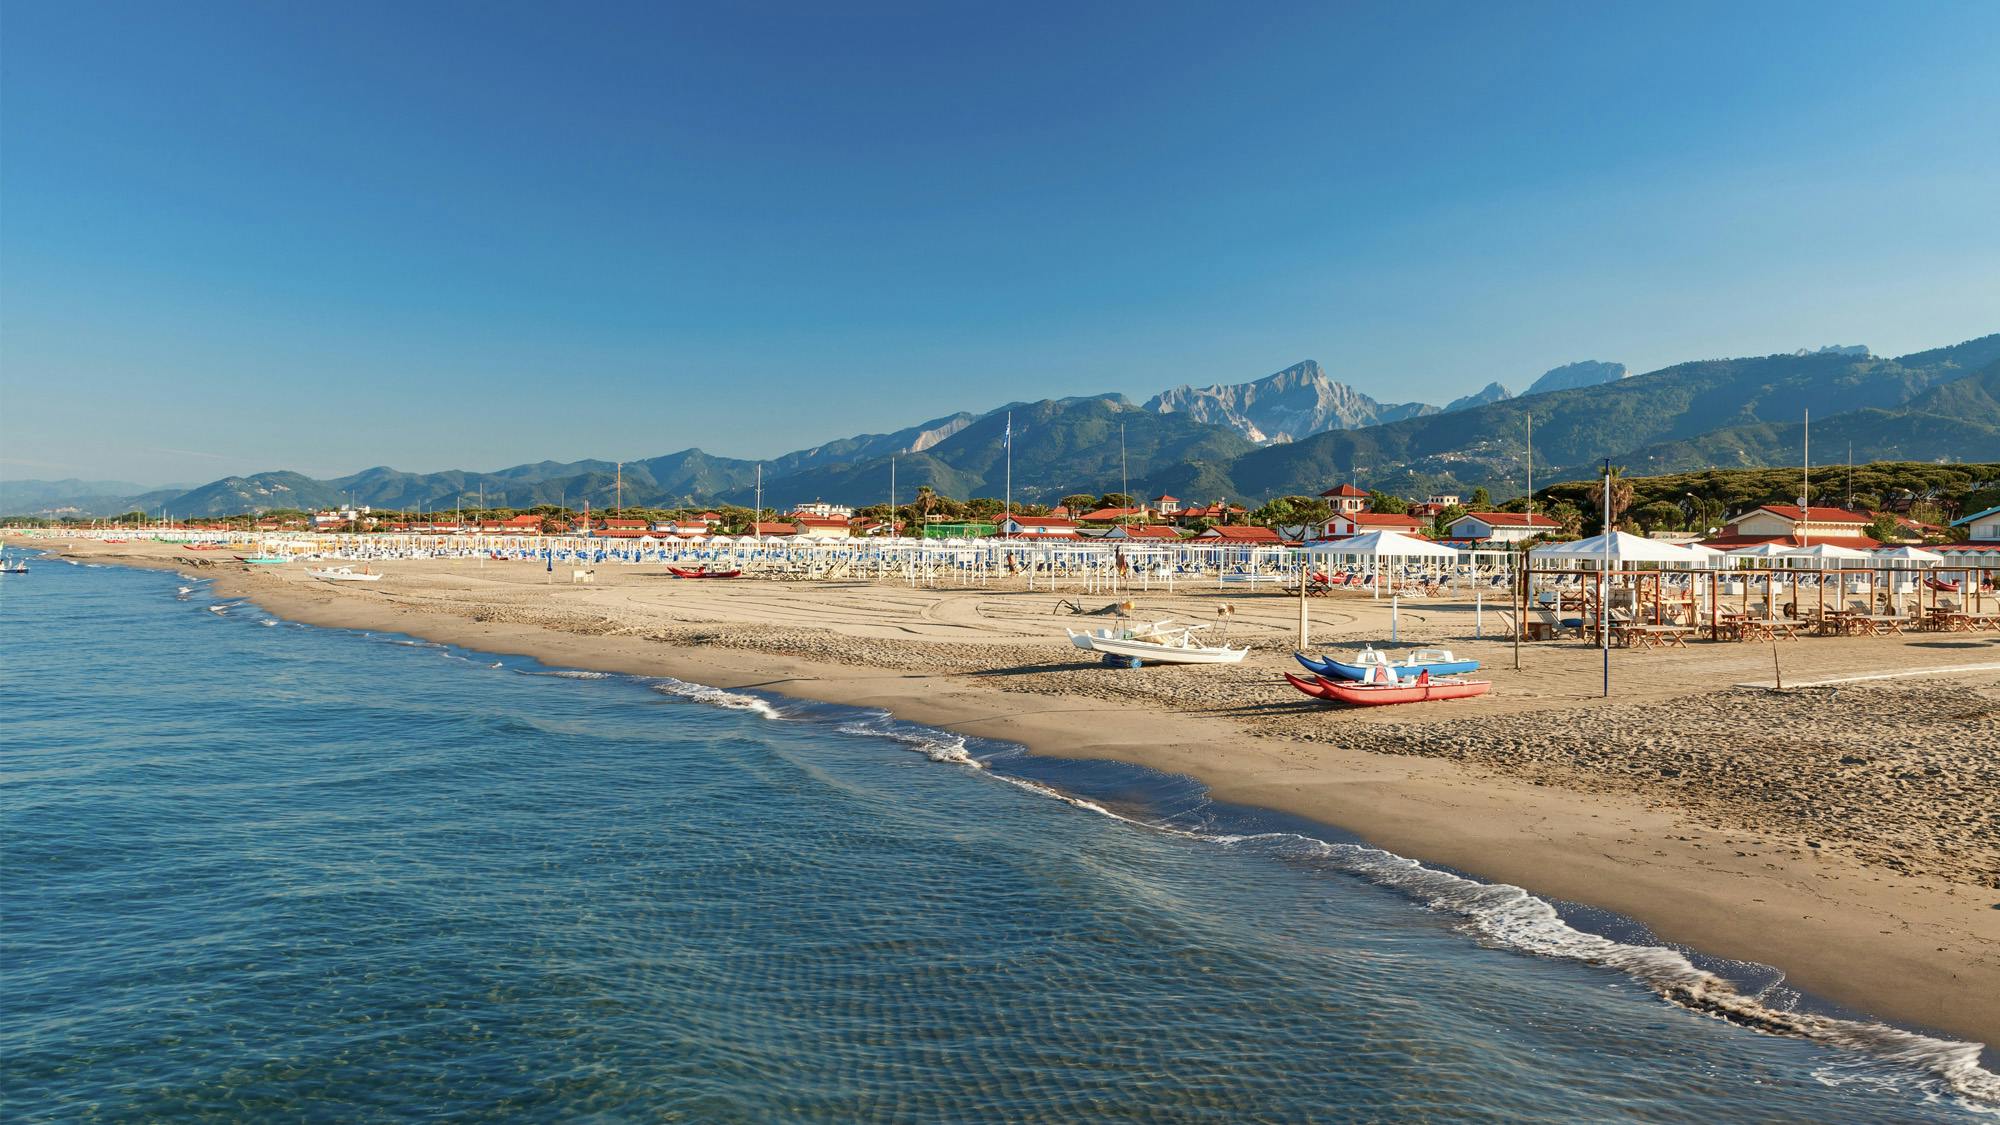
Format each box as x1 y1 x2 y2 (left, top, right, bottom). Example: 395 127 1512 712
3 1 1997 485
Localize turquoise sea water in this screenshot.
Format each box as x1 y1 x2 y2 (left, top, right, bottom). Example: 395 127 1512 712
2 559 1994 1121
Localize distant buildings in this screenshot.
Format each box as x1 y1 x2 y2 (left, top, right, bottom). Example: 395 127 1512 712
790 501 853 520
1446 511 1561 544
998 515 1081 538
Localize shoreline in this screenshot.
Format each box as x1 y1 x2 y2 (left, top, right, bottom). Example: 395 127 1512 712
22 540 2000 1061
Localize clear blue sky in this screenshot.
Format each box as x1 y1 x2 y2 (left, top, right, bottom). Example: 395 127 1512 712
4 1 1996 484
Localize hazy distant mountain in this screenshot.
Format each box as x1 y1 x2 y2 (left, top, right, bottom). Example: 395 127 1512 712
0 478 169 515
738 395 1254 509
1443 382 1512 412
15 332 1996 517
1796 344 1870 357
765 412 975 477
1145 360 1435 444
1523 360 1627 396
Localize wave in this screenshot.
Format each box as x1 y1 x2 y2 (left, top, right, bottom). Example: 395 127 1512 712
515 669 613 680
834 712 982 767
648 677 783 720
934 787 1997 1110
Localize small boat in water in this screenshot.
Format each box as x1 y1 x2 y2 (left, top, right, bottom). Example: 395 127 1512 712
668 566 742 579
1295 645 1480 681
309 566 383 583
1067 621 1248 665
0 552 27 575
1285 667 1491 707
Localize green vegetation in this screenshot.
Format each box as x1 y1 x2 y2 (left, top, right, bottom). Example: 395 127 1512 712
1534 461 1999 538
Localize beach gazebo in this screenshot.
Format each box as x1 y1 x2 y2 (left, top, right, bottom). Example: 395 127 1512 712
1529 532 1701 643
1304 530 1460 598
1780 542 1873 623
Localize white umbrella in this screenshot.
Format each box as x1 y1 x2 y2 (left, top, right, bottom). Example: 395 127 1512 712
1726 541 1793 559
1531 530 1699 567
1303 529 1460 558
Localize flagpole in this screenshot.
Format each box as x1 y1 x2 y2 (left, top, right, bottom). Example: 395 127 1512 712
1004 412 1012 539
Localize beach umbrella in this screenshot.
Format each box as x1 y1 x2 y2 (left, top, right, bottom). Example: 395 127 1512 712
1726 542 1793 560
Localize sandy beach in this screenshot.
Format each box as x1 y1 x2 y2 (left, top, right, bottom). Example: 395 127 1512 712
24 538 2000 1051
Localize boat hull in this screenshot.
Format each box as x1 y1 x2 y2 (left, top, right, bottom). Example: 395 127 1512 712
1085 636 1248 665
1285 672 1491 706
668 568 741 579
1294 652 1480 681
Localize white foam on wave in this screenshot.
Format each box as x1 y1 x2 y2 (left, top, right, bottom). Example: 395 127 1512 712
649 677 783 719
835 713 982 767
517 669 613 680
1198 830 1998 1111
884 733 2000 1111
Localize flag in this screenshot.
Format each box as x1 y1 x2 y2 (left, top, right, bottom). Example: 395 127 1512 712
1004 416 1012 448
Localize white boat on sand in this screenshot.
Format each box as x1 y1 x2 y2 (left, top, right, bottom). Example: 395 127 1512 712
309 566 383 583
1066 621 1248 665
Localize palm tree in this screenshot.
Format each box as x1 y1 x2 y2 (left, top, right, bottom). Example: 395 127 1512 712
914 486 937 530
1586 465 1635 530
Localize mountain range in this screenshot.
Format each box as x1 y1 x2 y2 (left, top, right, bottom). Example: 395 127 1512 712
6 335 1995 518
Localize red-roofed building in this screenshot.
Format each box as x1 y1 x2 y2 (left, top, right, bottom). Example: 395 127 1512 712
1150 494 1182 515
1447 511 1562 544
792 515 851 539
1321 511 1427 537
603 518 649 531
751 521 798 537
1710 505 1875 549
1076 506 1148 523
1103 523 1185 540
1318 483 1370 515
1195 525 1283 544
1174 502 1246 524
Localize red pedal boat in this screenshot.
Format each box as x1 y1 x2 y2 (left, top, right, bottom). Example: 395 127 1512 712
668 567 741 579
1284 670 1491 707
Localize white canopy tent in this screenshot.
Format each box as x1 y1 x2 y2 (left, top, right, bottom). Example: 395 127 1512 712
1727 542 1793 560
1873 545 1945 565
1530 530 1702 568
1303 529 1462 559
1780 542 1872 565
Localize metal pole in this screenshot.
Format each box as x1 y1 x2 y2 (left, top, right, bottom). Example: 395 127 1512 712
1298 550 1309 650
1601 459 1611 698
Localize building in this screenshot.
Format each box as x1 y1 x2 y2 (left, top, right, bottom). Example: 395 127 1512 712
1102 524 1184 540
1425 493 1461 509
1075 506 1148 524
1319 511 1427 537
1705 505 1879 549
1195 525 1283 544
1149 494 1182 515
1446 511 1561 544
998 515 1082 538
790 501 854 520
1174 502 1246 524
791 515 852 539
1952 505 2000 543
1318 483 1369 515
750 521 798 537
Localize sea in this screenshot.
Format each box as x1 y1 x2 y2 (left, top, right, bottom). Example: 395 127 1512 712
3 557 1995 1122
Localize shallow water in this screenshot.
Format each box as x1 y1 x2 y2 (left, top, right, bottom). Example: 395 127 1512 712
2 561 1993 1121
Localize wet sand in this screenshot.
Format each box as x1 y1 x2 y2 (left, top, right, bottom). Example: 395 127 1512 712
24 539 2000 1050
